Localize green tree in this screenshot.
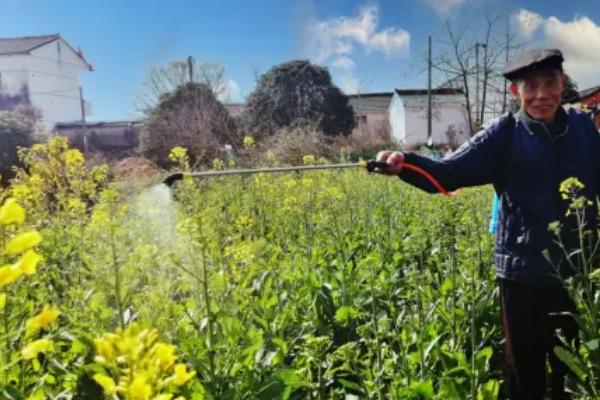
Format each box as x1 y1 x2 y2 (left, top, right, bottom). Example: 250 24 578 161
243 60 355 137
139 82 236 166
0 110 34 183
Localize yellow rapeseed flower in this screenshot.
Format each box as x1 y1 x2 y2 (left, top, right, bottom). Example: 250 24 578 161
0 198 25 225
243 135 255 150
94 337 117 364
169 146 188 162
26 306 60 333
22 338 53 360
152 395 174 400
303 154 316 165
154 342 177 370
93 373 118 395
5 231 42 255
0 293 6 311
173 363 195 385
128 375 153 400
64 149 84 167
16 250 43 276
0 264 23 286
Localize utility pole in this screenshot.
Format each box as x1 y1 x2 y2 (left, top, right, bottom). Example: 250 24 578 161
79 86 88 154
479 43 488 124
502 17 510 113
427 35 432 146
187 56 194 82
475 43 480 127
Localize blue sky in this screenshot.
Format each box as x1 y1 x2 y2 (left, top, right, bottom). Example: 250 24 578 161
1 0 599 121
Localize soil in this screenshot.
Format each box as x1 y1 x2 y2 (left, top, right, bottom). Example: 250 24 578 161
111 157 162 182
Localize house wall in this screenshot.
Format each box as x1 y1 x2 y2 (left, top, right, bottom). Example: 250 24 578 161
0 54 30 108
581 91 600 128
390 93 470 149
353 111 389 138
0 39 91 130
28 39 90 129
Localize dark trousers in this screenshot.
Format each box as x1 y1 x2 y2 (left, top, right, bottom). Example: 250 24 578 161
499 279 578 400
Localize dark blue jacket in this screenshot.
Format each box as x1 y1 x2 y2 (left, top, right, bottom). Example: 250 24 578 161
400 109 600 285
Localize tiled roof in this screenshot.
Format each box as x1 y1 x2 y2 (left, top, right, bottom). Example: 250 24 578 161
348 93 394 113
0 34 92 70
395 88 463 96
579 85 600 100
0 34 60 55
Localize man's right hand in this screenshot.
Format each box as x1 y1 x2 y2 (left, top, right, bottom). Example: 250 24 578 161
375 151 405 175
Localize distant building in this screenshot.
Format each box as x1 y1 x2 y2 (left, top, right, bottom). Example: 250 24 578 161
578 85 600 129
347 92 394 138
224 103 245 118
0 34 92 130
389 88 469 149
54 120 141 158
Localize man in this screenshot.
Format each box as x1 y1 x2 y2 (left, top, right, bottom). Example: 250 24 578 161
377 49 600 399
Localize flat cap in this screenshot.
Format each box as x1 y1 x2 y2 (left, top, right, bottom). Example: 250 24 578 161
503 48 564 80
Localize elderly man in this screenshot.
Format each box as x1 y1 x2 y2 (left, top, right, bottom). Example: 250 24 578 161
377 49 600 399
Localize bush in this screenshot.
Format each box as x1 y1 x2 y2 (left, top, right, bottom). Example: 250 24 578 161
242 60 355 138
139 82 236 167
0 110 34 183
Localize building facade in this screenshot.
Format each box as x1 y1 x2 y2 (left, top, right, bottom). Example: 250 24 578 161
389 88 469 149
0 34 92 130
347 92 394 139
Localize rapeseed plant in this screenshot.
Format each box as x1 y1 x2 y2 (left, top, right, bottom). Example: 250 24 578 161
92 323 196 399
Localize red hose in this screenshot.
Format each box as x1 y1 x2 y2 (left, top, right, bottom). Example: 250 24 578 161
401 162 452 198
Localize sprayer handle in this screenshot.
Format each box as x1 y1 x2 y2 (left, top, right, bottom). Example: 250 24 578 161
366 160 390 173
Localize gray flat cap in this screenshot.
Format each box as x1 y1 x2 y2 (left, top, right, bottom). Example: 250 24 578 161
503 48 564 80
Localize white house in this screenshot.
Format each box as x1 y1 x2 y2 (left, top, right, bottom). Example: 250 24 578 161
389 88 470 149
0 34 92 130
347 92 394 138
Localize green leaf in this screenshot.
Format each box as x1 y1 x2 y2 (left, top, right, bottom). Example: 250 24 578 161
584 339 599 351
477 380 500 400
335 306 360 326
554 346 588 382
438 378 466 400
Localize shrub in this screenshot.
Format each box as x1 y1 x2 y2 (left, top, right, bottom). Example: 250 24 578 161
0 110 34 183
139 82 236 167
242 60 355 138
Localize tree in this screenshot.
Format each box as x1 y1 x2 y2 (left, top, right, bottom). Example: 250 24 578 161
0 110 34 183
139 82 235 166
136 58 229 114
242 60 355 137
434 16 525 134
562 75 579 104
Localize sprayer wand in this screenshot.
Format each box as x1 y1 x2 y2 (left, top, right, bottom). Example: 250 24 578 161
162 160 451 197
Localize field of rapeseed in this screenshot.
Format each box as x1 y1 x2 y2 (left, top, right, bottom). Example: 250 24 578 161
1 137 599 399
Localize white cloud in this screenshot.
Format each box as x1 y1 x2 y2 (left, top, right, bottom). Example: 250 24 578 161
513 9 543 38
544 16 600 89
330 56 355 69
423 0 469 16
304 6 410 93
218 79 241 103
510 11 600 89
306 6 410 64
370 28 411 57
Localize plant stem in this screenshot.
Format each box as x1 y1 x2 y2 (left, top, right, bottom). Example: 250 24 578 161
109 222 125 330
201 245 216 381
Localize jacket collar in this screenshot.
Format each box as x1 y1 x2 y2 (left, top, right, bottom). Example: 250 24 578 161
516 107 569 140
